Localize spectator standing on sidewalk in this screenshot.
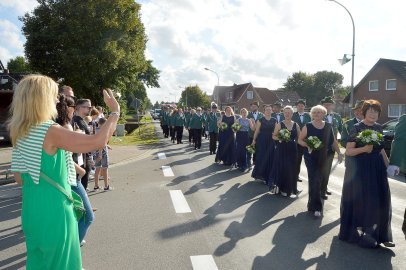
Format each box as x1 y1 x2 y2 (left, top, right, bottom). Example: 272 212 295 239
73 99 93 190
8 75 120 270
56 93 95 246
94 117 113 191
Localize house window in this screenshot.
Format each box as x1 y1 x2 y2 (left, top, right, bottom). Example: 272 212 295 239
388 104 406 118
247 91 253 99
386 79 397 91
369 80 378 91
228 91 233 100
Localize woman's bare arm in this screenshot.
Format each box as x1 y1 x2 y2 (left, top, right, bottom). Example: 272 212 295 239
272 123 281 141
298 125 308 147
252 121 261 144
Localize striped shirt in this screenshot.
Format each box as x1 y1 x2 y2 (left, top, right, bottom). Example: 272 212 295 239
11 120 77 186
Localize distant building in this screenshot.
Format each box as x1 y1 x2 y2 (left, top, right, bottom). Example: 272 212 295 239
344 58 406 123
212 83 301 112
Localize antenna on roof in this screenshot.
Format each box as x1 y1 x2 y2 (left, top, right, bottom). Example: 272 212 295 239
0 60 5 71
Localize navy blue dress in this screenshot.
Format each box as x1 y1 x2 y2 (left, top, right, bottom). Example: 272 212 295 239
251 117 277 184
339 122 392 246
303 122 334 212
235 118 251 170
215 115 236 165
270 121 298 195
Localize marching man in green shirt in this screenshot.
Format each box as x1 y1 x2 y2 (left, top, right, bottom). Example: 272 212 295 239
292 99 311 183
206 102 220 155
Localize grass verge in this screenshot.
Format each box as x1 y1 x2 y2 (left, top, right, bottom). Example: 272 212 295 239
109 123 158 145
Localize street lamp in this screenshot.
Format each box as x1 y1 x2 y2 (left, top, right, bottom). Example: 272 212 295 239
179 85 187 107
327 0 355 108
204 67 220 107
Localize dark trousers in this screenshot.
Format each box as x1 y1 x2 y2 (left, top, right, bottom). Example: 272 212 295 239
170 126 175 141
209 132 218 154
175 126 183 143
403 208 406 234
295 145 305 181
247 137 256 166
162 125 169 138
194 128 202 149
188 128 194 143
321 152 335 195
80 160 91 190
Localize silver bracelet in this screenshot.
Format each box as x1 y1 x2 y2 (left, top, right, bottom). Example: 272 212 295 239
109 112 120 116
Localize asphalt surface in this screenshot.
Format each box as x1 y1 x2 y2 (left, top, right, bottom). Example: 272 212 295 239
0 123 405 270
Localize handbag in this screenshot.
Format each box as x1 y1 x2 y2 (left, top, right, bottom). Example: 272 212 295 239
40 172 86 222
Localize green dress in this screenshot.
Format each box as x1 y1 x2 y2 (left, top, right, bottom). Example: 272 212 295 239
21 149 82 270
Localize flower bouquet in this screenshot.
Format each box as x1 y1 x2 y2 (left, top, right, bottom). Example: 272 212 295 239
220 122 228 131
246 144 256 154
305 136 323 153
231 123 241 132
356 129 383 146
277 128 291 142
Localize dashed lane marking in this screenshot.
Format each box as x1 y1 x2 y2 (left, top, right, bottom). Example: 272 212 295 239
162 165 174 177
169 190 191 213
190 255 219 270
157 152 166 159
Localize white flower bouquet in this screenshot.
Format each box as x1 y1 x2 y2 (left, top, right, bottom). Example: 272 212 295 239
220 122 228 131
231 123 241 132
305 136 323 153
246 145 256 154
356 129 383 147
277 128 291 142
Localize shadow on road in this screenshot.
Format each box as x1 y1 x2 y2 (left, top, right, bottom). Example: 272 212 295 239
214 193 296 257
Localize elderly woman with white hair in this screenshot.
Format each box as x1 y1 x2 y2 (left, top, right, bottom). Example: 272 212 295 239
270 106 301 196
298 105 343 217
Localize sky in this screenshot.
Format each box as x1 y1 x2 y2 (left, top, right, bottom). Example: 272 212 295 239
1 0 406 104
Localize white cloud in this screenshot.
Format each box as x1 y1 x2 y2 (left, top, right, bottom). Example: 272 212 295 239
0 0 38 14
140 0 406 103
0 19 25 66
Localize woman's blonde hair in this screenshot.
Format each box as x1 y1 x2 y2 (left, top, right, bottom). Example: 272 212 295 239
8 75 59 145
283 105 294 113
240 108 248 114
224 106 235 116
310 105 327 116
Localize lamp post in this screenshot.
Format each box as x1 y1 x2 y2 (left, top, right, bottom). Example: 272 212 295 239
327 0 355 108
204 67 220 107
179 85 187 107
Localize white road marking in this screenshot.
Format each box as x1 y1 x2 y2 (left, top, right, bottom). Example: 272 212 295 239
157 152 166 159
190 255 219 270
169 190 191 213
162 166 174 177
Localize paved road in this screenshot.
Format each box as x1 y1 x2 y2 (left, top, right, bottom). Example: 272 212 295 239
1 123 405 269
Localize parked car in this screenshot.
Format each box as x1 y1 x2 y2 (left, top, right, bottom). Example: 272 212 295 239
382 118 399 157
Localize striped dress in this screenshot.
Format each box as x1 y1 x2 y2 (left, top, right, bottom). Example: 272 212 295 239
11 120 82 269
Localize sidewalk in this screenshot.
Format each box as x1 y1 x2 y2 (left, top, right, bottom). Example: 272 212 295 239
0 142 157 186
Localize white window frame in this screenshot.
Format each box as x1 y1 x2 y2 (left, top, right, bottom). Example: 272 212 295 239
247 90 253 99
386 79 397 91
369 80 379 91
388 104 406 118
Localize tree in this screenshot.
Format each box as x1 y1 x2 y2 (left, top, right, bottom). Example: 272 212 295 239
6 56 31 73
153 101 160 109
21 0 159 106
283 71 344 106
178 85 211 108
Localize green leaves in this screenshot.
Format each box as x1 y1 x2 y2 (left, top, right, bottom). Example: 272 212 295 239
21 0 159 106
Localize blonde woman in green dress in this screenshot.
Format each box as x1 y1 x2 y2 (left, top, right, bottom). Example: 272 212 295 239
8 75 120 270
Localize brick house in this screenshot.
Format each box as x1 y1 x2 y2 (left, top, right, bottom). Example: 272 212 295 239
212 83 301 113
345 58 406 123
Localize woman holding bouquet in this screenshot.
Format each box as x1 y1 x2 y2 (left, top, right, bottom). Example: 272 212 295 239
215 106 236 165
235 108 255 171
298 105 343 218
251 105 277 184
270 106 301 196
339 100 394 248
